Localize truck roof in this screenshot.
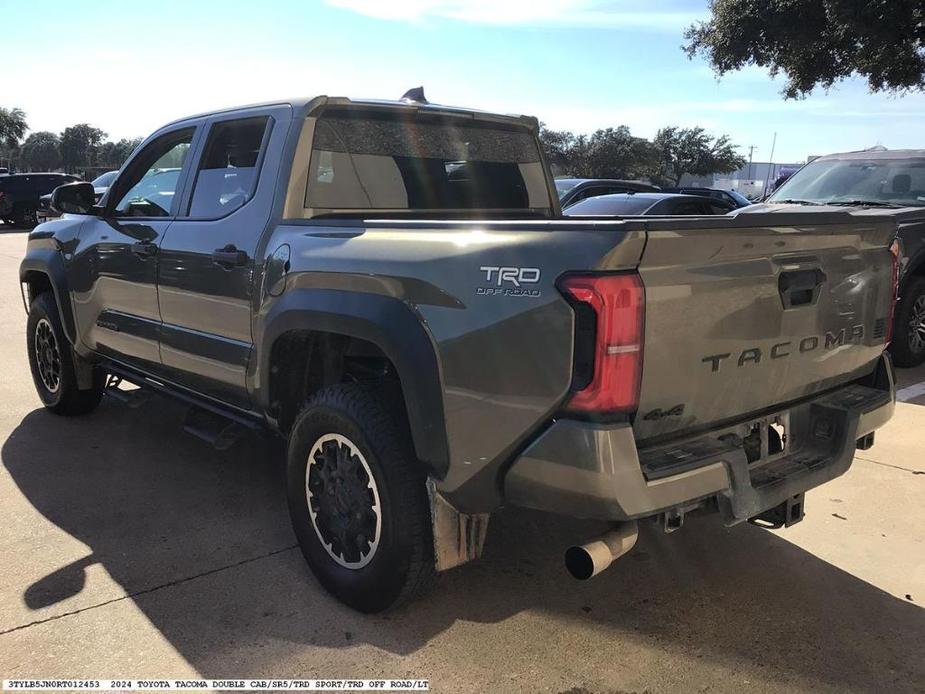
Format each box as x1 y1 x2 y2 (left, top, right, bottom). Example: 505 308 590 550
163 95 539 131
813 148 925 160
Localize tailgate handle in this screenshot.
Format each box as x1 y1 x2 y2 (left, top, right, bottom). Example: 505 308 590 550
779 269 826 308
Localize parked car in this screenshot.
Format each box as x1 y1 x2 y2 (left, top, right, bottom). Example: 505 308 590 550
556 177 659 209
0 173 81 227
38 170 120 220
88 169 119 200
23 95 896 612
763 148 925 366
564 192 736 216
663 186 752 208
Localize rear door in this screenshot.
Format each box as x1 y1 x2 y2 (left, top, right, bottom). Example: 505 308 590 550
155 106 287 407
632 215 896 444
70 125 201 371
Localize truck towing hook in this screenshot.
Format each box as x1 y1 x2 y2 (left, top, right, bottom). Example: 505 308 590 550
565 521 639 580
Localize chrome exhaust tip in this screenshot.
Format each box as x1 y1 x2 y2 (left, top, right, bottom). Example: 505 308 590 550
565 521 639 580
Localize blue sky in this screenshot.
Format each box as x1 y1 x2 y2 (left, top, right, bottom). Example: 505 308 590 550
5 0 924 163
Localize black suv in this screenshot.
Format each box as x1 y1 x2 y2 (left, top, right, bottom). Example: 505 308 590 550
0 173 80 227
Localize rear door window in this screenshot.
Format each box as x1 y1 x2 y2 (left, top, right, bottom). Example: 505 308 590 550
304 111 551 213
188 116 269 218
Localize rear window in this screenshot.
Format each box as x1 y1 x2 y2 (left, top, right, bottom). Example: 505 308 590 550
304 111 551 213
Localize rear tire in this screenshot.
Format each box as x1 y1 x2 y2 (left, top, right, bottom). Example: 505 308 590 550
286 383 435 612
890 277 925 368
27 292 104 415
13 206 37 229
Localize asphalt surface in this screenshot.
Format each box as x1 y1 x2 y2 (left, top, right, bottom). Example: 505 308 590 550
0 226 922 693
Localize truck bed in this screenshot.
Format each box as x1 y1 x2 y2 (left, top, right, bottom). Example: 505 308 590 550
270 207 896 513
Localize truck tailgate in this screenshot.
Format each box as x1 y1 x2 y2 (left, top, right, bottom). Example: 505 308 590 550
632 211 896 444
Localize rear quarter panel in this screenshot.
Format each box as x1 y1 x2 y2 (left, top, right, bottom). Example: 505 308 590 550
256 220 645 511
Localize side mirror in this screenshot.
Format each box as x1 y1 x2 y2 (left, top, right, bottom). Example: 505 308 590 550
50 181 96 215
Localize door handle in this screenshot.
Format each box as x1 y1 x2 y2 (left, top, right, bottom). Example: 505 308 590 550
131 242 157 259
212 245 249 268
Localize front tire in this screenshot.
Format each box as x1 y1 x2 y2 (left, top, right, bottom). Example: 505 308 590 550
891 277 925 368
26 292 104 415
287 383 435 612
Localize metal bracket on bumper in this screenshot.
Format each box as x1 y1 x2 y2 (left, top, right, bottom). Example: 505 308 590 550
503 355 895 526
717 383 893 525
427 479 490 572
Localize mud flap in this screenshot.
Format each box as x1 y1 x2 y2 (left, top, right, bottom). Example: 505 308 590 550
427 479 489 572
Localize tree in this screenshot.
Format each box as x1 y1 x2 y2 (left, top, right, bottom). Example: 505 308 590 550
685 0 925 98
0 106 28 169
96 137 142 168
0 107 27 149
20 131 61 171
538 124 653 179
585 127 657 180
60 124 106 172
651 126 746 186
538 124 577 175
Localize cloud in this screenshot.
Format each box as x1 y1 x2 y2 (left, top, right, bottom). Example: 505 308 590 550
325 0 705 30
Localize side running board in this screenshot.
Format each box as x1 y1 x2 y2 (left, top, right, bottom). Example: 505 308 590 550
102 365 263 450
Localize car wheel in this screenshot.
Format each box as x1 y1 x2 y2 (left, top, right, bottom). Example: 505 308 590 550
287 383 435 613
26 292 104 415
15 207 38 228
891 276 925 368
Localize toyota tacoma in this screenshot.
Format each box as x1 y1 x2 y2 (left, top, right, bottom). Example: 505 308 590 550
21 93 898 612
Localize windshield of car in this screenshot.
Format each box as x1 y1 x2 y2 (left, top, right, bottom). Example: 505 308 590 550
768 157 925 207
555 179 579 195
727 190 752 206
92 171 118 188
562 194 656 215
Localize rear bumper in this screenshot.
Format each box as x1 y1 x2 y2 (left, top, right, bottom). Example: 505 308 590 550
503 354 895 524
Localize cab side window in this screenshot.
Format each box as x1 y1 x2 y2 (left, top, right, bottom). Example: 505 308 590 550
112 129 194 217
188 117 269 218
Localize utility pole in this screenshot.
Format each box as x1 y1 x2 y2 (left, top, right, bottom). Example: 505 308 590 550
746 145 757 181
764 132 778 197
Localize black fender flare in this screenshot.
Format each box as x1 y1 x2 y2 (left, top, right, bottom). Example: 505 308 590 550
257 288 450 477
19 248 78 345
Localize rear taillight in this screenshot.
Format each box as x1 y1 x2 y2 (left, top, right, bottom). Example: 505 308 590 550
559 273 645 414
886 238 901 345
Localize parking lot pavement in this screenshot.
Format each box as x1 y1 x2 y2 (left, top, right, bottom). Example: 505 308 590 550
0 229 922 693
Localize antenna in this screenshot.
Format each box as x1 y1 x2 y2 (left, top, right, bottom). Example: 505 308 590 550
401 86 428 103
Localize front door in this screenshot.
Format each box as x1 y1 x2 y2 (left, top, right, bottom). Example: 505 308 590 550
155 108 286 408
70 126 199 372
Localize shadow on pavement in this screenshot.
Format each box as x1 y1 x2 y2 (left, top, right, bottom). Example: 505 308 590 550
3 401 923 690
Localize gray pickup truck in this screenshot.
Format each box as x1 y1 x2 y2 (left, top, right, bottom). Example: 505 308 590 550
21 94 897 612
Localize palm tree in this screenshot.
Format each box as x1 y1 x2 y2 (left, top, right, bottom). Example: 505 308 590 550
0 107 28 169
